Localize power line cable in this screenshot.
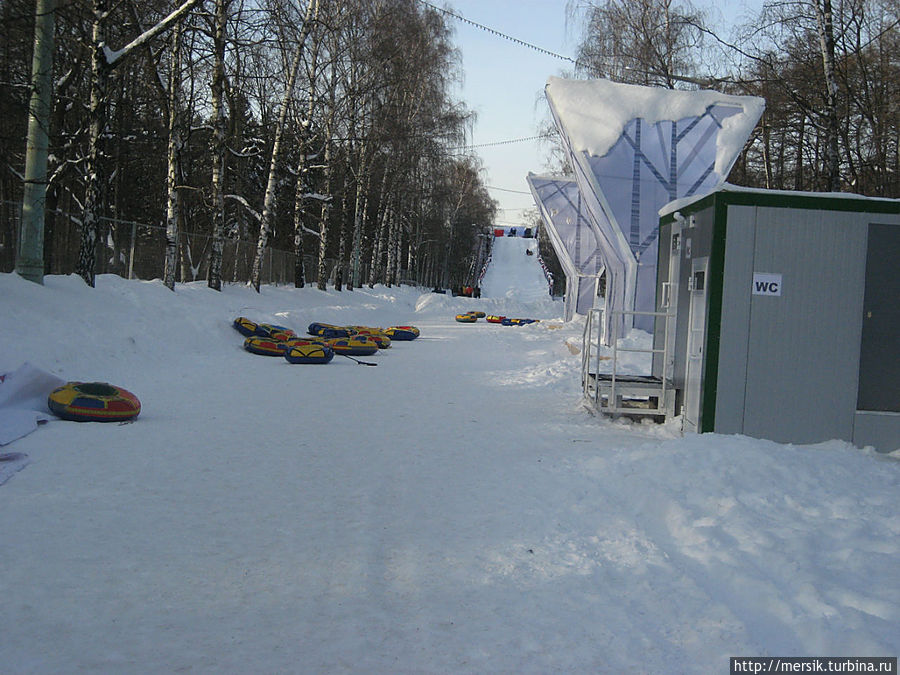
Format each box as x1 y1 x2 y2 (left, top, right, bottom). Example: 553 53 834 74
486 185 532 195
451 134 553 151
417 0 580 67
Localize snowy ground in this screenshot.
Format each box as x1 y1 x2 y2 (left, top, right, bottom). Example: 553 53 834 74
1 237 898 674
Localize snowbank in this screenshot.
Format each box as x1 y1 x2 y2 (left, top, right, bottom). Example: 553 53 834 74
1 270 897 673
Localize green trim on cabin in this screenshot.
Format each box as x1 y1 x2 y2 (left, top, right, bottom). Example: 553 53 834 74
699 194 730 433
660 189 899 227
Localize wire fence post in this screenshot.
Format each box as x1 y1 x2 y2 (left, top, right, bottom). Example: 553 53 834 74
127 220 137 279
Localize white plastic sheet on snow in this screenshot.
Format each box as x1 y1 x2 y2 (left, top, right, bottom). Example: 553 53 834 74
545 76 764 336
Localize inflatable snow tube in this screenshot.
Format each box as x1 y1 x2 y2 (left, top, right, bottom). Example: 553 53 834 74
255 323 295 340
485 315 505 323
327 336 379 356
344 329 391 348
307 322 341 337
349 327 381 336
470 311 486 318
366 333 392 349
233 316 261 337
284 342 334 364
281 338 328 350
319 327 354 339
455 314 478 323
384 326 420 341
48 382 141 422
243 336 287 356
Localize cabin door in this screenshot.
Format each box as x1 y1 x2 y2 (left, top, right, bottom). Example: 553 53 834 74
683 257 708 433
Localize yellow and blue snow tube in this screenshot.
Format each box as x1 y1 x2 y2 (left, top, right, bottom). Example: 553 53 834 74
455 313 478 323
281 337 328 350
307 322 342 337
233 316 261 336
350 330 391 348
256 323 295 340
469 311 486 318
383 326 420 341
284 342 334 364
243 336 287 356
367 333 392 349
327 336 379 356
319 327 355 339
48 382 141 423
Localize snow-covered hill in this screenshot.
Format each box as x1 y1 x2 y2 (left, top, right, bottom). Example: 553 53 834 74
480 234 550 302
1 270 898 673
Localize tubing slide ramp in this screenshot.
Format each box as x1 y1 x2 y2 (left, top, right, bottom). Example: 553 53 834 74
479 235 550 303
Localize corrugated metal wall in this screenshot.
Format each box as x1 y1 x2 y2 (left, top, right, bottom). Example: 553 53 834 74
737 208 867 444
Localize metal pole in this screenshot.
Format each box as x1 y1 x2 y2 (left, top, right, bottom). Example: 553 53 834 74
16 0 56 284
128 220 137 279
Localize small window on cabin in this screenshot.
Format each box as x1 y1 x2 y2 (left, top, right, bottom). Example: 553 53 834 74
693 270 705 291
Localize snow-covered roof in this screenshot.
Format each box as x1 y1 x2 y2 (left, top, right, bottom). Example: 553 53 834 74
545 76 765 176
659 183 900 217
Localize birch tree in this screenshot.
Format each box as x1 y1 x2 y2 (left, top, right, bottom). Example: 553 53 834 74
248 0 319 292
206 0 230 290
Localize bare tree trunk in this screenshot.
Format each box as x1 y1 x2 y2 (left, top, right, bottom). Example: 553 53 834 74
367 169 390 287
814 0 841 191
795 115 806 191
164 21 184 290
292 166 308 288
291 30 321 289
207 0 229 291
335 192 347 292
250 0 319 291
76 0 203 287
316 139 333 291
385 209 399 288
75 0 108 287
762 114 773 189
349 145 370 288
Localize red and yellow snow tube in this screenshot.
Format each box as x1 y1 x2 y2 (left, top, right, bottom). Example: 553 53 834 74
256 324 296 340
243 336 287 356
365 333 392 349
307 322 342 337
327 336 379 356
384 326 420 341
48 382 141 422
284 342 334 364
485 315 505 323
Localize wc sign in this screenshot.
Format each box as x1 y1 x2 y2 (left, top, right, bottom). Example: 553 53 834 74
752 272 782 296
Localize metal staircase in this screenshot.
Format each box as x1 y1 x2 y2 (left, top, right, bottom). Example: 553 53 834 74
581 308 676 420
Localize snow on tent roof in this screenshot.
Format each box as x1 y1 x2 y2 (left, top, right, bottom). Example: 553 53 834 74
545 77 765 176
545 76 764 337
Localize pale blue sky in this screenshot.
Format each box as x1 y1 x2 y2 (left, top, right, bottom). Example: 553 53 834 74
447 0 575 226
444 0 762 226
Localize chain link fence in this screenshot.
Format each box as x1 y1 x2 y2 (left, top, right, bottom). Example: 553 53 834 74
2 202 352 287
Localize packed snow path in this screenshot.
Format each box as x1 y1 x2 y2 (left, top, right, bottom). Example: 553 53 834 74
479 234 550 302
1 272 898 673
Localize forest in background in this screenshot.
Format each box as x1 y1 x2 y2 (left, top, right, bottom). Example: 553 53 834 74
2 0 897 292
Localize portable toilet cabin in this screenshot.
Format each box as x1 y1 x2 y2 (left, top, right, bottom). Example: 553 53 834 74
654 186 899 453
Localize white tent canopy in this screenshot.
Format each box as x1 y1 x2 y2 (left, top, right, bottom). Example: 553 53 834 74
545 77 764 336
527 173 613 322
